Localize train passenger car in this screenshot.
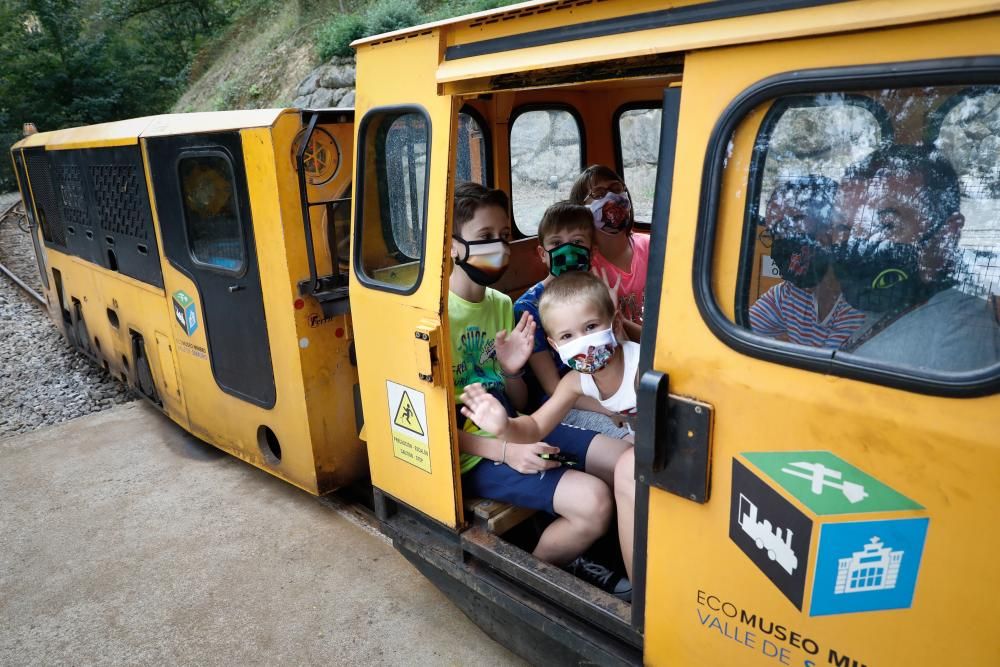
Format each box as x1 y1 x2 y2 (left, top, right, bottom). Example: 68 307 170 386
348 1 1000 665
10 108 367 495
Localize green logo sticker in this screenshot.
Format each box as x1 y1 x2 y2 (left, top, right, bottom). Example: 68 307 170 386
172 290 198 336
743 451 922 516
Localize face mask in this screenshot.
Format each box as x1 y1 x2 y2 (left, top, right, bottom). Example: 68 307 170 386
453 236 510 286
769 233 832 290
833 239 940 313
588 192 632 235
546 242 591 277
556 327 617 374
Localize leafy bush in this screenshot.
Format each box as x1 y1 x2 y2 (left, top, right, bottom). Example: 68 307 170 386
428 0 515 21
364 0 422 36
315 0 519 63
316 12 365 60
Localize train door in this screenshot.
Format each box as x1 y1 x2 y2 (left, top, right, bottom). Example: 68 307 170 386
145 132 276 408
637 19 999 667
10 148 49 290
349 35 460 527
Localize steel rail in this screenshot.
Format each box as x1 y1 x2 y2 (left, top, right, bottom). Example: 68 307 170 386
0 199 46 306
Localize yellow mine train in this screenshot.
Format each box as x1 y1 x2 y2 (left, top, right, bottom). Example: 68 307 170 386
10 1 1000 665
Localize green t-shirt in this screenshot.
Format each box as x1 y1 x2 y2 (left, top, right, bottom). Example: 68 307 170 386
448 288 513 473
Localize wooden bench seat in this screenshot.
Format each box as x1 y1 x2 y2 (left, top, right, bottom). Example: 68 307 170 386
463 497 535 535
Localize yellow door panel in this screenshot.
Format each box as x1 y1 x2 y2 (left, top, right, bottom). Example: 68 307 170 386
642 16 1000 667
351 31 461 528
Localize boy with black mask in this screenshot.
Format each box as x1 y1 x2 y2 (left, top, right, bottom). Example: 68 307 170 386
833 145 1000 372
449 183 632 599
749 176 866 348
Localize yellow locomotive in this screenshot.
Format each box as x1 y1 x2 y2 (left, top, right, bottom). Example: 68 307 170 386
11 1 1000 665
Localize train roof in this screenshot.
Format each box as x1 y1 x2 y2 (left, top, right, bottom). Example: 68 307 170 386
353 0 1000 86
12 109 295 151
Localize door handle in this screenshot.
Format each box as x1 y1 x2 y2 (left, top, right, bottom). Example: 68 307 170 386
228 284 245 292
414 321 442 385
635 370 714 503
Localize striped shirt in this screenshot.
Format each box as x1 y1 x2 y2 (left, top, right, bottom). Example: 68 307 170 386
749 282 865 349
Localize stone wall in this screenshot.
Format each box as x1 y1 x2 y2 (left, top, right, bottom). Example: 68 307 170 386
291 57 356 109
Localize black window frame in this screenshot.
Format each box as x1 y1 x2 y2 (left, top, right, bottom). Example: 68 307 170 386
353 104 431 296
734 93 894 328
693 57 1000 398
457 104 494 188
507 103 586 239
613 100 663 232
176 148 248 278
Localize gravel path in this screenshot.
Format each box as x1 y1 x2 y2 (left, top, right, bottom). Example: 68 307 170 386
0 193 133 439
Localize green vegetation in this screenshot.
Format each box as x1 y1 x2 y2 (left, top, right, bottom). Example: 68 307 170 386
0 0 519 191
316 0 516 60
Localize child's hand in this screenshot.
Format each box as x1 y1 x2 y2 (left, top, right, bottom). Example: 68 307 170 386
593 266 622 311
505 442 561 474
460 383 510 436
495 311 536 376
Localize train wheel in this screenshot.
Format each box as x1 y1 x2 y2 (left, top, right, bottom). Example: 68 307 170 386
134 338 159 403
74 316 90 356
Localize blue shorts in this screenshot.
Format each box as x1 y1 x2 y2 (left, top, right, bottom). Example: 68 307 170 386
462 423 598 515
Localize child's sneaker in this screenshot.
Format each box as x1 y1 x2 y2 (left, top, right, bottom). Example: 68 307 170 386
564 556 632 602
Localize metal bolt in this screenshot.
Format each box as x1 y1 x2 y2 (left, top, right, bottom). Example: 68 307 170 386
694 406 703 414
689 493 697 501
638 475 645 483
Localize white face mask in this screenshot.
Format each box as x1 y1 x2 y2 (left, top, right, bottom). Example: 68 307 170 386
555 327 618 374
588 192 632 234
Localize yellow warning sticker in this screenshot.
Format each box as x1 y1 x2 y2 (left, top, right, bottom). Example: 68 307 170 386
393 390 424 436
386 381 431 473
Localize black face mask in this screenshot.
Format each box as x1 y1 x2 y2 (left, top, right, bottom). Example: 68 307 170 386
770 233 832 290
833 239 942 313
452 236 510 286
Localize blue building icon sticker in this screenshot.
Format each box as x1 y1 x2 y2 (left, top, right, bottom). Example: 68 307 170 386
172 290 198 336
731 451 929 617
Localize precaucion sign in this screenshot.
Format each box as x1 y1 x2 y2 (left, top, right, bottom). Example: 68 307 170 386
386 381 431 473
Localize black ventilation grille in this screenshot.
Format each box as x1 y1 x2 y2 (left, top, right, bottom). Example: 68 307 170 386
91 164 149 241
24 150 67 248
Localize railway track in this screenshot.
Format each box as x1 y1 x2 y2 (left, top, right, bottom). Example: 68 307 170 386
0 198 46 306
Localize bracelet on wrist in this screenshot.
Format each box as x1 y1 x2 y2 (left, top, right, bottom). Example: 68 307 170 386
493 440 508 466
500 367 524 379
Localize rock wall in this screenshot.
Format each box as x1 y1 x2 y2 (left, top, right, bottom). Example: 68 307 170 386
292 57 356 109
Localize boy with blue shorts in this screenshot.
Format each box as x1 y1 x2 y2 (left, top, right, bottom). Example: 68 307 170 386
449 182 631 598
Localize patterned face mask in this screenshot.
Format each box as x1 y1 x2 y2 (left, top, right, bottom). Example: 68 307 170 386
453 236 510 285
588 192 633 235
546 242 591 277
555 327 618 374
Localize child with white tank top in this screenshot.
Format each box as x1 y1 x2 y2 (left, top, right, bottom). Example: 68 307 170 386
460 271 640 445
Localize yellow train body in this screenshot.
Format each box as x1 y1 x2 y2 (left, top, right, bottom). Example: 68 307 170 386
12 109 365 495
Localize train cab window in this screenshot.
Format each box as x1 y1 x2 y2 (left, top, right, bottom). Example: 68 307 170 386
456 111 489 186
510 108 583 236
179 154 245 273
356 108 429 292
718 84 1000 384
616 105 662 225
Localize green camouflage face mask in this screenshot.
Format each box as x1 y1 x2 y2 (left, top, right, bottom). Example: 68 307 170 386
547 242 591 277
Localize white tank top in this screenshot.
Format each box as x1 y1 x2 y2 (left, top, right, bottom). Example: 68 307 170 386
579 341 640 416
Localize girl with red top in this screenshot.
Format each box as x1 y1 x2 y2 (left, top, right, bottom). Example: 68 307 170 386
569 165 650 342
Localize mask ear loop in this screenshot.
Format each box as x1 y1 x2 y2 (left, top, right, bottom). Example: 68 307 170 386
622 186 636 231
451 234 470 263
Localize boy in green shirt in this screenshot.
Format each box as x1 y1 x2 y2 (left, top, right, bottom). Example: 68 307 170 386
449 182 631 599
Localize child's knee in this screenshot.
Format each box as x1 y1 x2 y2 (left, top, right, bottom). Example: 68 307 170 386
576 477 614 532
613 449 635 503
555 473 613 531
